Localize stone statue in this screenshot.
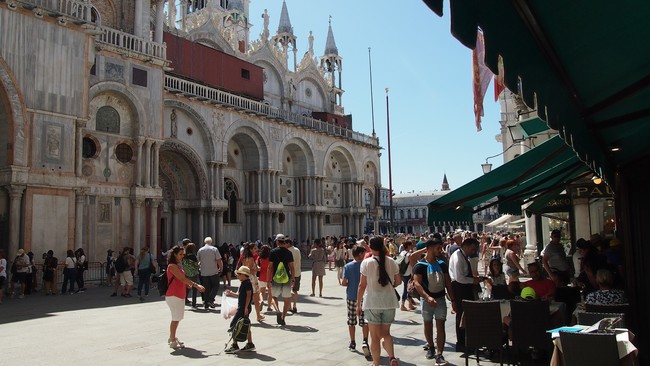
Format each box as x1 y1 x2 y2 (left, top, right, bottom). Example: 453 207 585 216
170 109 177 138
308 31 314 54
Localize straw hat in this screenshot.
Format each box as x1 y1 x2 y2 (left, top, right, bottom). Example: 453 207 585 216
235 265 251 277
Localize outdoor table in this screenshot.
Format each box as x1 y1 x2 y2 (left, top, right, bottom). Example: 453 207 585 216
549 328 639 366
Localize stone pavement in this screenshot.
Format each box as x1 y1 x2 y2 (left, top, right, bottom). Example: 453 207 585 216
0 269 505 366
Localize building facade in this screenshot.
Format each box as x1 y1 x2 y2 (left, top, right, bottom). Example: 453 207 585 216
0 0 381 261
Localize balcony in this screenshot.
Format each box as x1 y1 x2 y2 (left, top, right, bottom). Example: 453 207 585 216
164 75 379 147
96 26 167 63
8 0 93 23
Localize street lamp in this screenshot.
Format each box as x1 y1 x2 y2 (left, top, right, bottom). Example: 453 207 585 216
481 143 532 174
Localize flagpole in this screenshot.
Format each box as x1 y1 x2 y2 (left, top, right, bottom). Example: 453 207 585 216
368 47 376 136
386 87 394 234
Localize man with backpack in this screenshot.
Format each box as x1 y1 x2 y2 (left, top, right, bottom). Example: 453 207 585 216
412 238 455 365
267 234 294 326
111 247 134 297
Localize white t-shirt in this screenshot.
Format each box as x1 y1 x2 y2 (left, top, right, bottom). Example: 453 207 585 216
288 246 302 277
399 250 413 276
360 255 399 310
0 258 6 277
65 256 76 269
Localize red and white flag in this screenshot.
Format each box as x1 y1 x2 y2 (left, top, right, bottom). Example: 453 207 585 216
472 30 493 132
494 56 506 101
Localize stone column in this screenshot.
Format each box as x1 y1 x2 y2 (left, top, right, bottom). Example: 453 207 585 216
75 119 86 176
186 209 192 240
217 163 224 200
523 212 538 267
8 185 25 258
155 0 165 43
318 213 324 239
134 0 143 37
152 141 160 188
149 199 160 256
207 208 216 238
216 210 224 246
75 189 86 250
197 208 204 241
271 212 278 237
144 139 152 188
207 162 215 199
573 198 591 241
172 207 179 244
136 138 144 186
243 172 250 204
265 212 272 241
132 198 145 250
311 213 317 240
256 171 262 203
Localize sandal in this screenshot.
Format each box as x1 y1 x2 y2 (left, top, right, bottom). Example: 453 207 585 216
389 357 399 366
257 315 265 322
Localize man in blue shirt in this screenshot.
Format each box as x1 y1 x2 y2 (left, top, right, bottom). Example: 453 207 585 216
341 244 371 360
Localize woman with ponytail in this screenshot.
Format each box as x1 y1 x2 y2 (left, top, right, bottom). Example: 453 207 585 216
356 237 402 366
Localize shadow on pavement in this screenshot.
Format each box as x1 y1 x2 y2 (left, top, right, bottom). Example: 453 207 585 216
170 347 209 359
233 352 276 362
288 311 321 317
280 324 318 333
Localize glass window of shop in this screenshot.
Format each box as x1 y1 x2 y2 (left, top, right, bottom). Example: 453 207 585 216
589 198 616 239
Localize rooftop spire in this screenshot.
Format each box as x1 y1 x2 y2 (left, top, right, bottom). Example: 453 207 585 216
324 15 338 55
442 174 450 191
277 0 293 34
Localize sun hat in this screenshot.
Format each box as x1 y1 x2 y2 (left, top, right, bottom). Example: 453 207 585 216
235 265 251 277
275 233 286 241
17 248 25 256
520 286 537 300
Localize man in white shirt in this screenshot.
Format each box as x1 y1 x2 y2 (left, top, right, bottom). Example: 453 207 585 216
448 238 480 352
287 238 302 313
197 236 223 310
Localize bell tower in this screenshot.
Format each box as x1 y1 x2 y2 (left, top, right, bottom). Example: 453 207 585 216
271 0 297 71
319 16 343 113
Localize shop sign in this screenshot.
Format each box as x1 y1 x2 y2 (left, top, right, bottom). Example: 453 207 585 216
570 184 614 199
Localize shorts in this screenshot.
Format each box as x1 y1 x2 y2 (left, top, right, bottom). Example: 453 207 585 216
259 280 268 289
271 282 292 299
251 274 260 294
165 296 185 321
346 300 366 326
14 272 27 284
119 271 134 286
364 308 396 325
421 296 447 321
292 276 301 292
0 276 5 288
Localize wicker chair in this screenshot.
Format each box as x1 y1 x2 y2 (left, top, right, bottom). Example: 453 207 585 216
559 331 619 366
509 300 552 365
576 311 625 328
463 300 508 365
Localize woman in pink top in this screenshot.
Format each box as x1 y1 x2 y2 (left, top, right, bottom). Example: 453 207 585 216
166 247 205 349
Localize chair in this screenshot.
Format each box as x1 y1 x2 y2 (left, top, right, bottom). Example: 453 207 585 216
585 302 629 316
463 300 508 366
576 311 626 328
558 331 619 366
509 300 552 365
554 286 582 323
492 285 514 300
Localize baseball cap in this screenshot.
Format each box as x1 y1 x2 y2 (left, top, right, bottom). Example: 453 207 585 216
415 240 427 250
182 238 191 244
521 287 537 300
275 233 286 241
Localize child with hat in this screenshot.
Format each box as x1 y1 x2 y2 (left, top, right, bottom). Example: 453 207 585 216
224 266 255 353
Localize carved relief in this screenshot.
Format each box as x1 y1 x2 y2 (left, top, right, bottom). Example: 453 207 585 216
99 202 111 222
45 125 62 160
161 141 209 199
105 62 124 82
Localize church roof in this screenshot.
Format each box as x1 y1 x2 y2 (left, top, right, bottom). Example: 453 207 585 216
324 18 338 55
277 1 294 34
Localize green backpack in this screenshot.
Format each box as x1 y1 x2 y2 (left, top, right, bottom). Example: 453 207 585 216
181 257 200 278
273 261 289 284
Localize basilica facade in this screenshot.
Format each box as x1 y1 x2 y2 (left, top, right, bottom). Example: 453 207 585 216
0 0 381 261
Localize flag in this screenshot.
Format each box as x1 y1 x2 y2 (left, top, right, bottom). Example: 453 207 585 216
494 56 506 101
472 30 493 132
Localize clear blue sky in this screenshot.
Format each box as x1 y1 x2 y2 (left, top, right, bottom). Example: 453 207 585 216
249 0 503 193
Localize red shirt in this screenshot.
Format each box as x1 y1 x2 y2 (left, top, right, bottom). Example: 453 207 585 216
166 264 186 299
524 279 556 300
258 257 270 282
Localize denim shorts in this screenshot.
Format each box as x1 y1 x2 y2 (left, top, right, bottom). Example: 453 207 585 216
364 308 396 324
421 296 447 321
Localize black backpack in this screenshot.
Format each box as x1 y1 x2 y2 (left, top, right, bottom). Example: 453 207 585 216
155 270 173 296
114 254 127 273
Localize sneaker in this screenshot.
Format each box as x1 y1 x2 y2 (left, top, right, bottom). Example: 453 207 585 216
277 313 286 326
348 341 356 350
224 344 240 354
434 354 448 366
362 341 371 359
426 348 435 360
290 306 297 314
240 343 256 352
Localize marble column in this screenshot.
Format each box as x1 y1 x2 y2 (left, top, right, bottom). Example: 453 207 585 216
208 208 216 238
132 198 145 250
257 171 262 203
172 207 179 244
318 213 324 239
154 0 165 43
149 199 160 255
265 212 272 241
136 138 144 186
185 209 192 240
144 139 152 188
243 172 250 204
152 141 160 188
75 119 86 176
311 213 317 240
216 211 224 246
8 185 25 258
75 190 86 250
197 208 204 241
134 0 143 37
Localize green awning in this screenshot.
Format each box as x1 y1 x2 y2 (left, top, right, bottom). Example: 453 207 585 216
423 0 650 190
519 116 550 138
428 136 591 226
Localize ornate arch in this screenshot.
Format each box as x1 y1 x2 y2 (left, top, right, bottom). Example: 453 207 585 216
0 55 28 167
187 27 234 55
222 119 270 168
89 82 147 137
164 99 216 160
160 140 209 199
323 142 358 180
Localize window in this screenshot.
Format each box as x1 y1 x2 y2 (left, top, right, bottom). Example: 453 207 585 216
325 215 331 224
400 210 404 220
414 209 419 219
407 210 411 219
115 143 133 163
241 68 250 80
132 67 148 87
224 178 238 223
82 137 99 158
96 106 120 133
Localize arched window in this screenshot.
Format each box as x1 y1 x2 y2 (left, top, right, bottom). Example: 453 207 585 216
407 209 411 219
224 178 238 223
400 210 404 220
422 208 427 219
414 209 419 219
